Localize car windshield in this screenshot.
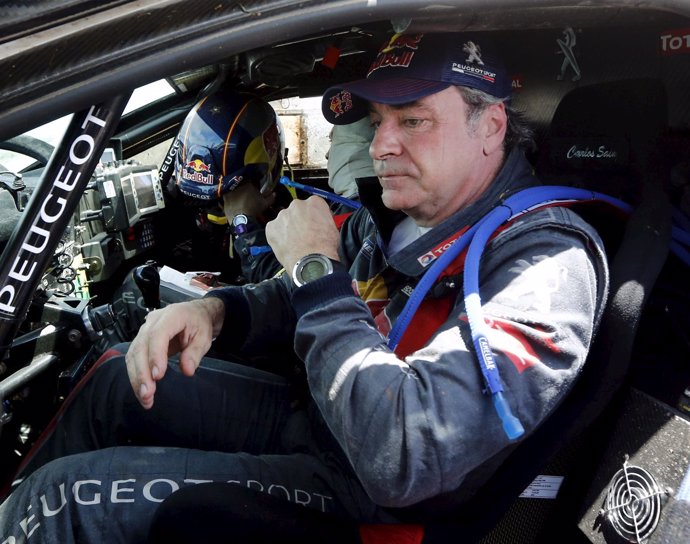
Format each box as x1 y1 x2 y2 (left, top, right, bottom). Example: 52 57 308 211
0 79 175 172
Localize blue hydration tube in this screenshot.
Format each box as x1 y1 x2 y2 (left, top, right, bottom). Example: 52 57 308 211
388 185 636 440
249 245 273 256
261 179 688 438
280 176 361 210
671 209 690 267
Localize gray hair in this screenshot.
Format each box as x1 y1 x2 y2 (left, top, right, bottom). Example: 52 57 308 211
456 86 534 151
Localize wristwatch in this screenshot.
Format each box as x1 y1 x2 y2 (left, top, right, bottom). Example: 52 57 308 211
292 253 335 287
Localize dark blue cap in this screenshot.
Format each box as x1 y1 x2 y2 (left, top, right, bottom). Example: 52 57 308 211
322 33 511 125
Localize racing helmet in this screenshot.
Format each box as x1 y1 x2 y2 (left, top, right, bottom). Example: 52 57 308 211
175 91 284 203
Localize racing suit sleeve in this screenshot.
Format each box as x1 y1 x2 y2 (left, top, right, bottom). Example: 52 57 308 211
204 272 297 356
291 207 609 508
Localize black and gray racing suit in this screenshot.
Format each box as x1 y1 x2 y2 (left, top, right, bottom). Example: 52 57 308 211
0 148 609 543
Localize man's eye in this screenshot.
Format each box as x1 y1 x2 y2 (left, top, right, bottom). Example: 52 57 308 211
403 118 424 128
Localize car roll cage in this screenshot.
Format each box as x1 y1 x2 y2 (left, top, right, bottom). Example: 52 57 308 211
0 95 130 364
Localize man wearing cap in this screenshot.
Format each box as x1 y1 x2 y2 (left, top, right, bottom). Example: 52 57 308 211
0 33 608 542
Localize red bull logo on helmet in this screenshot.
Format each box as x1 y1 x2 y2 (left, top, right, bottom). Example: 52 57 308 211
263 123 279 166
182 159 214 185
186 159 212 173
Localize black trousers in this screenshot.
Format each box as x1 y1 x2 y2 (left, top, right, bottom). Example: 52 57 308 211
0 353 381 543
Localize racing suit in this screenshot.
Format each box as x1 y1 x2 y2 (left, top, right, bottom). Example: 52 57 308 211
0 148 609 543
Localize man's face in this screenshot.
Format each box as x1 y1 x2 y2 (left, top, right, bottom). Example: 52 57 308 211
369 86 505 227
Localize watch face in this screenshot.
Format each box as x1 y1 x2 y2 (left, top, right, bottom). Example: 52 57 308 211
301 259 328 283
293 253 334 287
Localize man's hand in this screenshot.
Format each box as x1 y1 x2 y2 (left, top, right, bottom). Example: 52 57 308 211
125 297 226 409
265 195 340 274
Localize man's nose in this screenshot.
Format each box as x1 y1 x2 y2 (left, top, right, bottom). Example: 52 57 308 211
370 120 402 160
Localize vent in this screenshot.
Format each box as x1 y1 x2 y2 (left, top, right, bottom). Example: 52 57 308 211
602 457 667 543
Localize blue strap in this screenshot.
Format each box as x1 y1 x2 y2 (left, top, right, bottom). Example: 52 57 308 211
673 207 690 232
672 224 690 247
249 245 273 256
671 208 690 266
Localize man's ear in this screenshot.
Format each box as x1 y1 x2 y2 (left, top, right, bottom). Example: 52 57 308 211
482 102 508 156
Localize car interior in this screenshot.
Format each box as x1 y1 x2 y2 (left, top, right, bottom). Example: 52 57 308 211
0 1 689 542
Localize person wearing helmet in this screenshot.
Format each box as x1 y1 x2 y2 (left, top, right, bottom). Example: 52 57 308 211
111 93 369 342
105 92 288 344
175 89 286 283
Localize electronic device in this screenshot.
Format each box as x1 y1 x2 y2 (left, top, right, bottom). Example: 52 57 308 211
96 162 165 232
128 169 165 216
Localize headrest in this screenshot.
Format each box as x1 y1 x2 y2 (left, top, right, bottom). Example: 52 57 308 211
537 79 668 201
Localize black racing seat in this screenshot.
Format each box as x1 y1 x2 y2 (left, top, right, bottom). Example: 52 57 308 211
535 78 669 203
146 79 674 543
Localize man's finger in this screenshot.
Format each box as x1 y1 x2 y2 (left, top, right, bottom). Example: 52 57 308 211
177 326 212 376
126 338 157 409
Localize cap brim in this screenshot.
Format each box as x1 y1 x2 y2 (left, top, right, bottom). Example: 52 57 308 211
322 78 451 125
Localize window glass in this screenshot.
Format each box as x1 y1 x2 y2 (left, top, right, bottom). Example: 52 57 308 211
271 96 330 168
0 80 175 172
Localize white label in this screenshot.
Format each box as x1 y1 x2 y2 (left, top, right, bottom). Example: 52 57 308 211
103 179 116 199
519 475 564 499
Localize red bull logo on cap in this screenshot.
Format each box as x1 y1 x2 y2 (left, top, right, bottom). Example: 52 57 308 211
329 90 353 119
380 33 423 53
368 33 424 76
